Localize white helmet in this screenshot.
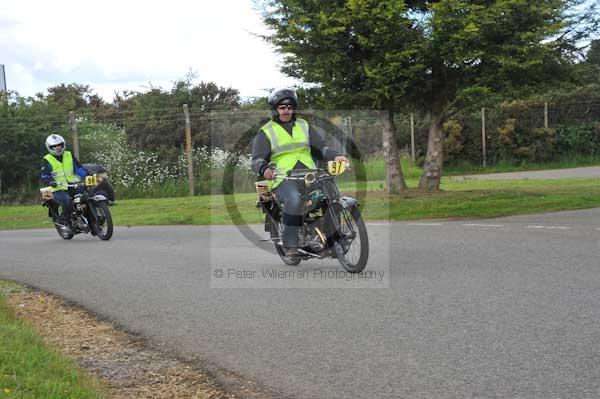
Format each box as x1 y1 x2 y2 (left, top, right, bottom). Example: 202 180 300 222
45 134 66 156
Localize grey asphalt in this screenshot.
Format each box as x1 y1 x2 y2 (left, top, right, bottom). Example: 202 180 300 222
1 209 600 399
457 165 600 180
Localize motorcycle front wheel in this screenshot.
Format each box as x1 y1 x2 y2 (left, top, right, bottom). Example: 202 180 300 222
89 202 113 241
333 206 369 273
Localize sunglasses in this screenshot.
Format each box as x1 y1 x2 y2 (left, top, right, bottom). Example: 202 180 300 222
277 104 294 110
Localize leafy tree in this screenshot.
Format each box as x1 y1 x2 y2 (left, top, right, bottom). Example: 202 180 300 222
46 83 97 110
261 0 419 192
44 83 111 121
587 40 600 66
260 0 598 190
0 91 69 196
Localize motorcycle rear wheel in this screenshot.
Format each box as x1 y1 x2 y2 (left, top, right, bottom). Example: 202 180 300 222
48 203 73 240
269 218 301 266
55 223 74 240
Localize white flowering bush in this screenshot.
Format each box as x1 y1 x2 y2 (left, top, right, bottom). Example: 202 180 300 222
177 146 252 174
78 121 254 195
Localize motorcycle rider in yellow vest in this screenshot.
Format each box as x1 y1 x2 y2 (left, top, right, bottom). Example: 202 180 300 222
251 87 349 257
40 134 89 234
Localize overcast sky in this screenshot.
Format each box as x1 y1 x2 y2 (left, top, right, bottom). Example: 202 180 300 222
0 0 298 102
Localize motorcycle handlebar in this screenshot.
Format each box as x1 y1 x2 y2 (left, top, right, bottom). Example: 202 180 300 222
56 182 84 188
273 168 339 182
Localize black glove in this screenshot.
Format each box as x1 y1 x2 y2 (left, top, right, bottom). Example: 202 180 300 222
49 180 57 187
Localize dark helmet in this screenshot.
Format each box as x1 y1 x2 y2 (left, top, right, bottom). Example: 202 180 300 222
268 87 298 110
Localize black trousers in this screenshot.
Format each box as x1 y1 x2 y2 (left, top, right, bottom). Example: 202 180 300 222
273 179 305 248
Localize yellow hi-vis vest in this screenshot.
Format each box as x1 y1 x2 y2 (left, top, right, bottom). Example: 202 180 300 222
262 118 316 189
44 151 79 192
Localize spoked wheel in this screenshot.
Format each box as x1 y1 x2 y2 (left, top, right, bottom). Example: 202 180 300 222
269 218 301 266
333 206 369 273
90 202 113 241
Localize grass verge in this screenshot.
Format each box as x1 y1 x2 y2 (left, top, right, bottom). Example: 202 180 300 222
444 155 600 176
0 281 224 399
0 281 106 399
1 178 599 230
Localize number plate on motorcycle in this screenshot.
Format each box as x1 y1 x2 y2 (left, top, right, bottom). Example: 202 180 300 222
85 175 98 186
327 160 347 175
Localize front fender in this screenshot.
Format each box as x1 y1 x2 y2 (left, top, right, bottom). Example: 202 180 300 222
91 194 108 202
335 196 358 209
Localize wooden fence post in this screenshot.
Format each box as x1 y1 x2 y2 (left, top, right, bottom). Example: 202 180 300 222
410 113 415 163
482 107 487 167
345 115 352 155
69 111 79 159
183 104 195 196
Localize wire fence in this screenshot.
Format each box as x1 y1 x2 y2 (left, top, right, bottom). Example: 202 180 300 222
394 101 600 166
1 101 599 203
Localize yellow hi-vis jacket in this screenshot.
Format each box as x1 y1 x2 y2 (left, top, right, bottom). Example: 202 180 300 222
261 118 315 189
43 151 79 192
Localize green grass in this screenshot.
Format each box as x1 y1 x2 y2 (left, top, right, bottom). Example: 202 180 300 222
2 178 600 229
5 155 600 205
369 178 600 220
444 154 600 176
337 155 600 180
0 282 106 399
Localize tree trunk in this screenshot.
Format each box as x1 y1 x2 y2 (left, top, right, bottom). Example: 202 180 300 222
383 110 407 193
418 115 444 191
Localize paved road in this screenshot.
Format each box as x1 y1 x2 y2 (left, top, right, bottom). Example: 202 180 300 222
457 165 600 180
1 209 600 399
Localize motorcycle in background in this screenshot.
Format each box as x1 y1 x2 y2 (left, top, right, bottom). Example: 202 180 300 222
40 173 113 241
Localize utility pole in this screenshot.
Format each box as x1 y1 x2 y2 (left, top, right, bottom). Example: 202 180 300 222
0 64 7 106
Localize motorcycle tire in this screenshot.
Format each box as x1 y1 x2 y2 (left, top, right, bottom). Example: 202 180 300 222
269 217 301 266
333 206 369 273
90 201 113 241
49 204 73 240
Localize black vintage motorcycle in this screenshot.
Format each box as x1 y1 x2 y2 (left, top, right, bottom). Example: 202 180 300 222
257 160 369 273
40 174 113 241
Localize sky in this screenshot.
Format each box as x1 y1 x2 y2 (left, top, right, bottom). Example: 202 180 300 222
0 0 298 102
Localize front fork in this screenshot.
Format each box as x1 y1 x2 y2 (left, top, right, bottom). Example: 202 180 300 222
324 197 358 250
